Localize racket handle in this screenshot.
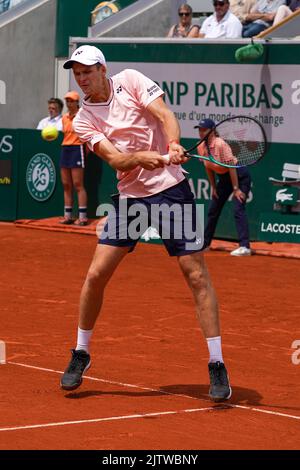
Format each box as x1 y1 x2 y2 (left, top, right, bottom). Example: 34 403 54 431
161 154 170 164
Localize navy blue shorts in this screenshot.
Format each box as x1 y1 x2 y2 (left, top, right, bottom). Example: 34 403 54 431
99 179 204 257
60 145 85 169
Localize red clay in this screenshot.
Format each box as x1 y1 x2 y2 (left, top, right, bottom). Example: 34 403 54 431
0 223 299 450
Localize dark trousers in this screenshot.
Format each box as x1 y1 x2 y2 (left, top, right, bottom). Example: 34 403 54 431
242 22 267 38
204 168 251 248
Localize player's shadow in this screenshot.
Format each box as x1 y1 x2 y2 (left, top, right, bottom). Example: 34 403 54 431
65 384 300 413
64 384 258 405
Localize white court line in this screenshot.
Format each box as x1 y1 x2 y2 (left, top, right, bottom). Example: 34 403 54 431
6 361 300 423
0 407 215 433
7 361 195 400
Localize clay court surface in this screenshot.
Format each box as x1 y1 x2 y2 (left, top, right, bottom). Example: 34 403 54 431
0 223 299 450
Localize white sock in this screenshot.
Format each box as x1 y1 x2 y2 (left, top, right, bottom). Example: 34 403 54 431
76 327 93 354
64 206 73 219
79 207 87 220
206 336 224 364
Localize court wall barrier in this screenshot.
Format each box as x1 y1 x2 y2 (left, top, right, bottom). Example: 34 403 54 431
0 128 299 243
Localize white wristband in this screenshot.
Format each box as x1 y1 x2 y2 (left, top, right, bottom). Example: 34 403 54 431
161 154 170 164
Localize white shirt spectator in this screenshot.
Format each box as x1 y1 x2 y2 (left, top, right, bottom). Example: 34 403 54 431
37 115 63 131
200 10 243 38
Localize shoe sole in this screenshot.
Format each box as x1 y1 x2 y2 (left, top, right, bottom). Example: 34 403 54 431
209 386 232 403
230 252 251 256
60 360 91 391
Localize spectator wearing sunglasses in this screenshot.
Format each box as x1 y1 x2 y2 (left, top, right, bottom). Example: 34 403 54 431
167 3 200 38
229 0 257 24
199 0 243 38
242 0 285 37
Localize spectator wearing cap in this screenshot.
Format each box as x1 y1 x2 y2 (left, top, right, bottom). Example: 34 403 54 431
59 91 88 226
199 0 243 38
196 118 252 256
229 0 257 24
273 0 300 24
37 97 63 131
167 3 200 38
242 0 285 37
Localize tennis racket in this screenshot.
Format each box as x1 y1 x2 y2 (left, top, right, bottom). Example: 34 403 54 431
163 115 267 169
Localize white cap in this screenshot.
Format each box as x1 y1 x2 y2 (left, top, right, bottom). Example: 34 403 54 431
63 45 106 70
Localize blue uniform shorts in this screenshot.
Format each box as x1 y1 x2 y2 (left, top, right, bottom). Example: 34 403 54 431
99 179 204 257
60 145 85 169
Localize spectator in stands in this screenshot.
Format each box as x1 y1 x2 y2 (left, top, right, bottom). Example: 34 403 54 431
37 98 63 131
199 0 243 39
60 91 88 226
230 0 257 24
273 0 300 24
167 3 200 38
0 0 24 14
242 0 286 37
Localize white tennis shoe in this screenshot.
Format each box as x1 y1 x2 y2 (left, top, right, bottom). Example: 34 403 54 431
230 247 252 256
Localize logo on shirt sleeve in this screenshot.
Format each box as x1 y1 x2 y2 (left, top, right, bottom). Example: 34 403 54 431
147 84 160 97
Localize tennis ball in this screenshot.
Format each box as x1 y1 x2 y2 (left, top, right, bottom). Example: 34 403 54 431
41 126 59 141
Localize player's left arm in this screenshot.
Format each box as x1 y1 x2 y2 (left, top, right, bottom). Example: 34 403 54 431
146 97 188 164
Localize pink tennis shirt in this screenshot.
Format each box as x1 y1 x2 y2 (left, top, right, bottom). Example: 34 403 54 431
197 136 236 174
73 68 185 198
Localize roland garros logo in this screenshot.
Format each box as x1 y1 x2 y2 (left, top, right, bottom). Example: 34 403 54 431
26 153 56 202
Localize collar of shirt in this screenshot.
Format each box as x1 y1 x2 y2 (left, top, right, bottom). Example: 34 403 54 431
49 115 62 123
212 10 231 25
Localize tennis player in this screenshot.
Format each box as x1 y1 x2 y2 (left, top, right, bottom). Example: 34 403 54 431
60 45 231 402
196 118 252 256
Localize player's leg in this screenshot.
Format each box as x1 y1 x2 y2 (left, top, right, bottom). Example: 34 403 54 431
79 244 129 330
156 180 231 401
60 168 74 224
178 252 231 402
71 167 88 226
178 252 219 339
61 244 129 391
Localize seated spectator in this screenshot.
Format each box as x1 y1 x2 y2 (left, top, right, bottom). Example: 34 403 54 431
230 0 257 24
0 0 23 13
242 0 286 37
167 3 199 38
37 97 63 131
199 0 243 39
273 0 300 24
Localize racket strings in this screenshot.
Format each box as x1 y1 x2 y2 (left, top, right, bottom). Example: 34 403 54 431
214 118 266 167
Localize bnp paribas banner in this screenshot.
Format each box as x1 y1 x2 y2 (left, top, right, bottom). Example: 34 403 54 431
71 41 300 144
107 62 300 144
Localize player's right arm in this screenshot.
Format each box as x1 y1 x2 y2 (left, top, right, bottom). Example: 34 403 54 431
73 116 166 171
93 138 166 171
